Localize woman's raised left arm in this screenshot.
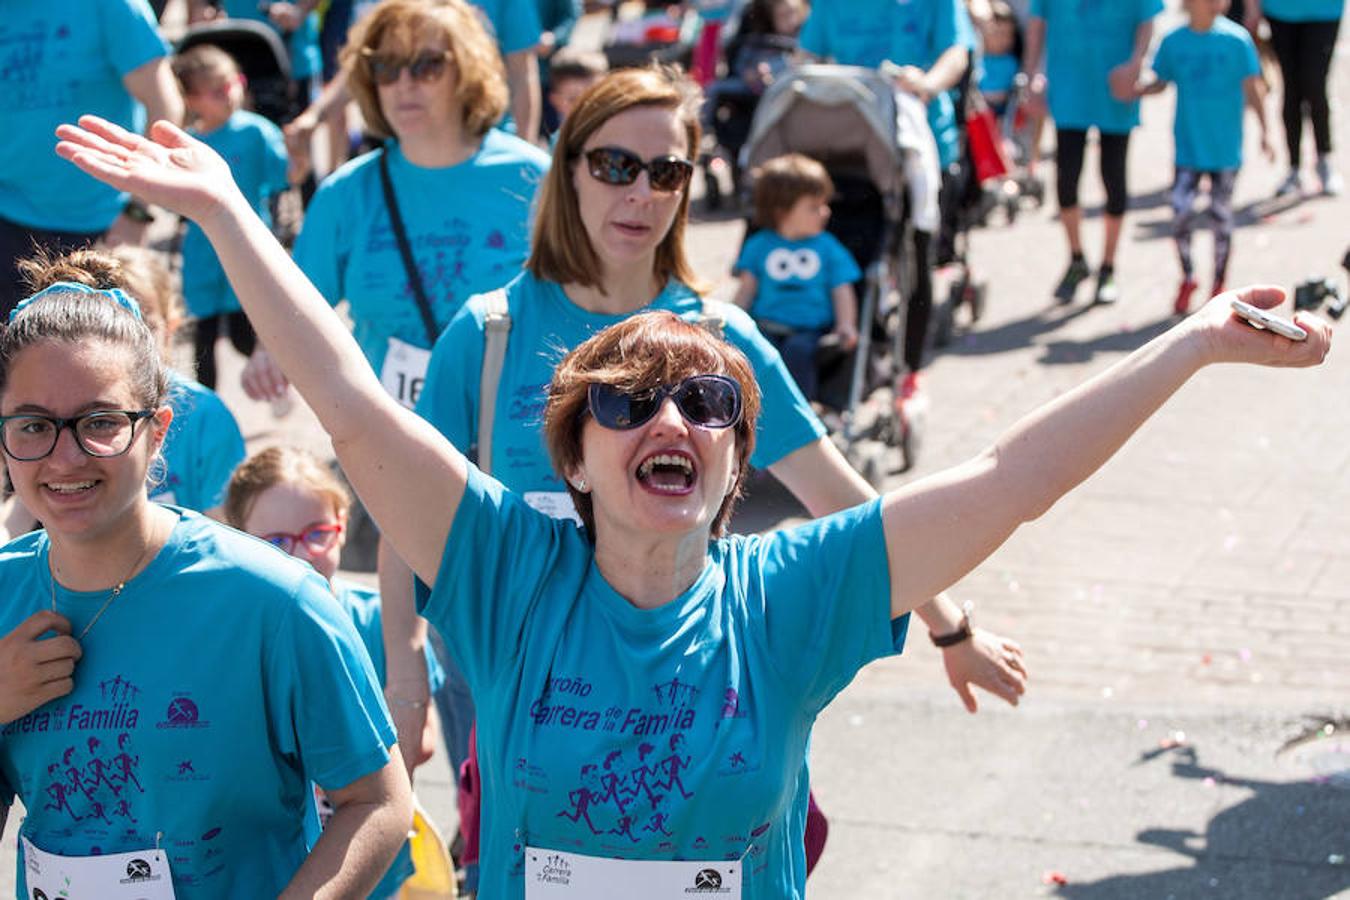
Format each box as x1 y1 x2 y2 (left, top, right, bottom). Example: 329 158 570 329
883 287 1331 618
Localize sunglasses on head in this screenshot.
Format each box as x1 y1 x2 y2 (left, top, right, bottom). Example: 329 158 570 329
580 146 694 193
587 375 742 431
361 48 452 86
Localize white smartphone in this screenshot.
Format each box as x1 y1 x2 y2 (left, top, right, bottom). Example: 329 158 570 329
1230 298 1307 341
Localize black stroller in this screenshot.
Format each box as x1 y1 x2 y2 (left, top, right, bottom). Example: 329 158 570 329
742 65 927 476
175 19 295 126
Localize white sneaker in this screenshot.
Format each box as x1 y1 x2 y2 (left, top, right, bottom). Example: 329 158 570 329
1316 157 1344 196
1275 169 1303 197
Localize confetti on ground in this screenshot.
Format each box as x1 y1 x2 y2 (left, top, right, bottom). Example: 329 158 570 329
1042 870 1069 885
1329 854 1345 865
1101 686 1114 699
1203 777 1216 788
1137 719 1149 730
1201 654 1212 666
1238 648 1253 663
848 714 864 727
1159 731 1188 750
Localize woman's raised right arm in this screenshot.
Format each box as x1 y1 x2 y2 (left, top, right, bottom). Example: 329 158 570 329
56 117 464 586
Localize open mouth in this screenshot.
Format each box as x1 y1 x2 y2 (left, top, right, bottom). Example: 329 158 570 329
635 452 696 494
612 220 651 237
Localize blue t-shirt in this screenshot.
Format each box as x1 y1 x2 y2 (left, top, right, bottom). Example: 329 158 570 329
798 0 970 168
0 509 395 898
415 273 826 502
149 372 246 513
420 466 905 900
1152 19 1261 172
0 0 168 232
1261 0 1344 21
183 110 290 318
735 230 862 331
222 0 321 81
471 0 544 55
980 53 1019 97
327 579 444 900
293 133 549 373
1029 0 1163 133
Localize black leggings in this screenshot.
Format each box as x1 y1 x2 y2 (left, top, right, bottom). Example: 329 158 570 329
905 230 934 373
193 311 256 390
1266 16 1340 166
1055 128 1131 217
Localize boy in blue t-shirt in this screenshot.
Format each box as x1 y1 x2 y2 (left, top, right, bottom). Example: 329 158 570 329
1134 0 1271 314
734 153 861 401
173 44 295 391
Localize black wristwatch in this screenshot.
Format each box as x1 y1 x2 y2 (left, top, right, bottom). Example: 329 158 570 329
930 602 974 648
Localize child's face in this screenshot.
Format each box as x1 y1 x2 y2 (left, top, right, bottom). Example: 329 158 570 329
778 192 831 239
184 73 243 130
1184 0 1230 20
242 483 346 583
550 75 600 123
983 19 1016 57
770 0 804 37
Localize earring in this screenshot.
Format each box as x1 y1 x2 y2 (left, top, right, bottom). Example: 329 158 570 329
573 478 588 492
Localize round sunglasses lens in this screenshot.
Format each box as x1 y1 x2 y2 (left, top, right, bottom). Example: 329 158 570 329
677 379 738 427
590 385 656 429
409 54 446 81
589 149 640 186
649 159 691 192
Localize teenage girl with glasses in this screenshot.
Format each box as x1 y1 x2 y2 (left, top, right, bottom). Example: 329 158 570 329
57 103 1330 897
224 445 444 900
0 278 411 896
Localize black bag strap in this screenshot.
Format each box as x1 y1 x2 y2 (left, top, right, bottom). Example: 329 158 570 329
378 151 440 345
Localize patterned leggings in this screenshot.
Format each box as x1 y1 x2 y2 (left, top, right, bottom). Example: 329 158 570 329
1172 168 1237 282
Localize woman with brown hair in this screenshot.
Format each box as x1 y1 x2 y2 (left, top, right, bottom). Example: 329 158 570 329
243 0 549 411
56 83 1329 896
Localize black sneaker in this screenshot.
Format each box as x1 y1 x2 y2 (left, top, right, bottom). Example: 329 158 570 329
1054 257 1090 304
1093 268 1120 305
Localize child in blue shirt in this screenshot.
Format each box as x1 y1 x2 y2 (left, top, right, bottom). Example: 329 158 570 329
979 1 1023 115
734 153 860 402
173 44 294 391
1135 0 1271 314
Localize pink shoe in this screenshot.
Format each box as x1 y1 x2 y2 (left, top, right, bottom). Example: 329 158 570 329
1210 280 1226 299
1173 279 1198 316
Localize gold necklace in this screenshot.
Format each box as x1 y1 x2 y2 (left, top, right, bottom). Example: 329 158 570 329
49 530 160 642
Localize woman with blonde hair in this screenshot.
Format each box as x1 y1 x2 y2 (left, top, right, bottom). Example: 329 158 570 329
57 104 1330 897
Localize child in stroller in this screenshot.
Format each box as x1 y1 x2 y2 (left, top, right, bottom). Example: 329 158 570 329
733 153 860 402
702 0 807 206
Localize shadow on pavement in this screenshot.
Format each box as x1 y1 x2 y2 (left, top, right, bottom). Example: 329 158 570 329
1057 742 1350 900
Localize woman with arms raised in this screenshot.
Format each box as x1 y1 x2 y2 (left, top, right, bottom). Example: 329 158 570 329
55 111 1330 898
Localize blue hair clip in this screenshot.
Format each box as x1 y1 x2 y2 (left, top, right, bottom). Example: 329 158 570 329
8 281 144 325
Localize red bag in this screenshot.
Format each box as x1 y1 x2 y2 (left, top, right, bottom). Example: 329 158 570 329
967 105 1011 183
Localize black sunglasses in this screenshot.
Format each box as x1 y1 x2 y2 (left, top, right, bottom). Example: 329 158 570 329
580 146 694 193
361 48 452 86
587 375 742 431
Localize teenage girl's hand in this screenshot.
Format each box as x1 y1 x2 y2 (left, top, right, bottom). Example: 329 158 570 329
56 117 247 228
1187 285 1332 369
241 347 292 402
941 628 1027 713
0 612 82 725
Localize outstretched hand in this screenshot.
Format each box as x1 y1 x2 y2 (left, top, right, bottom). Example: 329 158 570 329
1188 285 1332 369
56 116 245 225
942 628 1028 713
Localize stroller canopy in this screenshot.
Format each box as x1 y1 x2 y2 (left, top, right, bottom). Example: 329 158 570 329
742 65 919 203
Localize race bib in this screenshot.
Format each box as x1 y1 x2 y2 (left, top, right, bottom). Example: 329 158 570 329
523 491 581 524
23 835 176 899
380 336 432 410
525 847 742 899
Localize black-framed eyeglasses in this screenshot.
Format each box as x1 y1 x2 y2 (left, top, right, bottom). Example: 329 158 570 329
261 522 344 555
0 410 156 462
579 146 694 193
361 48 453 86
587 375 742 431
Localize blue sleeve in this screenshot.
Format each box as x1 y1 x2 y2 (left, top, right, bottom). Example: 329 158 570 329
1140 0 1164 22
101 0 169 77
1028 0 1045 19
491 0 544 55
954 2 978 52
733 232 766 276
422 466 581 685
719 304 827 467
292 176 348 306
191 393 246 511
932 0 962 54
415 301 486 453
1151 31 1176 82
824 233 861 287
751 500 897 711
1239 32 1260 79
798 7 829 58
267 574 395 791
259 120 291 197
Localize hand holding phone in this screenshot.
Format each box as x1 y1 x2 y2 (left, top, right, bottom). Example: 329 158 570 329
1230 298 1308 341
